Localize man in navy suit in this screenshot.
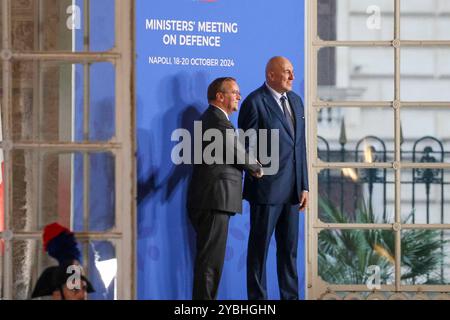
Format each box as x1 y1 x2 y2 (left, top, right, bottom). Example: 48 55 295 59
238 56 309 300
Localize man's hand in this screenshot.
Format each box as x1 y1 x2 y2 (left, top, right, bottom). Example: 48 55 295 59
299 191 308 212
250 167 264 179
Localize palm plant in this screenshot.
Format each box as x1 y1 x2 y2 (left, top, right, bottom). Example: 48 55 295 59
318 196 448 285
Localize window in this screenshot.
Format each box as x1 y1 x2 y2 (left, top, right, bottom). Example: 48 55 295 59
0 0 135 299
309 0 450 300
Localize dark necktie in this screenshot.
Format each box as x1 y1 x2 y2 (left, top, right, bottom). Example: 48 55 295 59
280 95 295 136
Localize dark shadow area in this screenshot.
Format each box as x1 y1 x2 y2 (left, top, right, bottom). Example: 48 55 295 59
136 71 209 298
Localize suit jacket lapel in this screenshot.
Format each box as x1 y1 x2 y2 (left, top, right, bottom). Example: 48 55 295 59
287 92 304 142
262 86 294 140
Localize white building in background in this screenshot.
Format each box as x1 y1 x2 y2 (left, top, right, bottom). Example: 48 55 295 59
316 0 450 230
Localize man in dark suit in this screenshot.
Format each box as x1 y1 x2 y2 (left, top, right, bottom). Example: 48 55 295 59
187 77 263 300
238 56 309 300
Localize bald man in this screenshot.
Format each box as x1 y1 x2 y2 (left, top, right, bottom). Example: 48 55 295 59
238 56 309 300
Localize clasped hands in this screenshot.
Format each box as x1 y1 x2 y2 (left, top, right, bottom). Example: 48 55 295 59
250 160 264 179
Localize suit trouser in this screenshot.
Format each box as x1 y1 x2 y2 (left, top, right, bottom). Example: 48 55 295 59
189 209 231 300
247 203 299 300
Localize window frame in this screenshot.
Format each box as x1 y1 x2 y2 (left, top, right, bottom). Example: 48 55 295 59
307 0 450 299
0 0 136 299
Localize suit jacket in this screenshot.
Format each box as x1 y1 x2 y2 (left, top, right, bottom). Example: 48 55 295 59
238 84 309 205
187 105 261 214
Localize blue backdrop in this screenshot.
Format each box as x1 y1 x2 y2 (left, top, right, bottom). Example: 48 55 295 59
136 0 306 299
